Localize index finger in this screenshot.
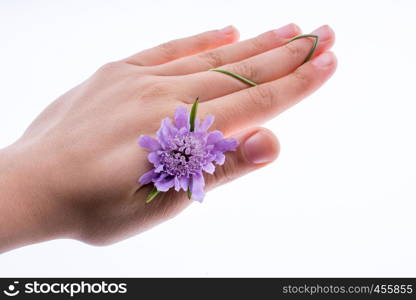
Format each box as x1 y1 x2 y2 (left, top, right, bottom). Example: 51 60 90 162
124 26 239 66
148 23 302 75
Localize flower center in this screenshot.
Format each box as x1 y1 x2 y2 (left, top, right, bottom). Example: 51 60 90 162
160 133 207 177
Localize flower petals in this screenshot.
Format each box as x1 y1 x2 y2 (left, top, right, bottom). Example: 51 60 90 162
191 173 205 202
174 176 181 191
157 118 177 148
139 169 156 184
194 118 200 132
155 164 164 173
202 162 215 174
206 130 223 145
179 176 189 191
198 114 215 132
138 135 161 151
174 106 189 130
214 138 239 152
214 153 225 165
147 152 160 164
155 176 175 192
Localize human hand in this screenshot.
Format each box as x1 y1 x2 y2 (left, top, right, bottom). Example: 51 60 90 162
0 23 336 252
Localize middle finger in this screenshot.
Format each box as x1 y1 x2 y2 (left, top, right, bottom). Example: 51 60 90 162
177 25 335 102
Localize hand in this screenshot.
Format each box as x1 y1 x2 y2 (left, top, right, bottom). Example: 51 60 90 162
0 23 336 252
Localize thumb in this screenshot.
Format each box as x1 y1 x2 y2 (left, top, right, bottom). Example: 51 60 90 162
205 127 280 190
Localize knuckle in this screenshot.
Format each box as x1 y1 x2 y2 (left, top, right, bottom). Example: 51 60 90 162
139 78 180 100
283 42 302 59
192 32 213 49
157 40 178 59
198 49 224 68
292 69 312 89
249 35 267 53
246 85 276 110
141 82 172 99
231 60 258 82
95 61 145 84
97 61 123 74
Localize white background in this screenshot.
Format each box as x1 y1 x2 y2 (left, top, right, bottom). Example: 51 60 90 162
1 0 415 276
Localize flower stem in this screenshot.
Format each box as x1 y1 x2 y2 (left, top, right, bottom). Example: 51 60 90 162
189 97 199 132
209 34 319 86
145 187 160 203
209 69 257 86
289 34 319 64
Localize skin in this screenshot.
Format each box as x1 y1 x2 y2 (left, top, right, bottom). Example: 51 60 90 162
0 24 336 253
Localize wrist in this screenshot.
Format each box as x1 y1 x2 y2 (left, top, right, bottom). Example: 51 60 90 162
0 143 75 253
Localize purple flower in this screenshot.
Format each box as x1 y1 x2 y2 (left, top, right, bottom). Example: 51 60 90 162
139 106 238 202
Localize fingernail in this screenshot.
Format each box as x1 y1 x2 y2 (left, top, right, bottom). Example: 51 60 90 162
274 23 299 38
244 131 277 164
220 25 235 35
311 52 335 68
311 25 332 41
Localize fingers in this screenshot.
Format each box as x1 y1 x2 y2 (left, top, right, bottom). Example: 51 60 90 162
180 25 335 101
148 23 301 75
124 26 239 66
204 51 337 135
205 127 280 190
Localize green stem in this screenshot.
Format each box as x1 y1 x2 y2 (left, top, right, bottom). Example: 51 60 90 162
289 34 319 64
209 34 319 86
145 187 160 203
209 69 257 86
189 97 199 132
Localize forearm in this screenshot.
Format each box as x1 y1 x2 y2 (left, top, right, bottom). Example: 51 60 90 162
0 145 71 253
